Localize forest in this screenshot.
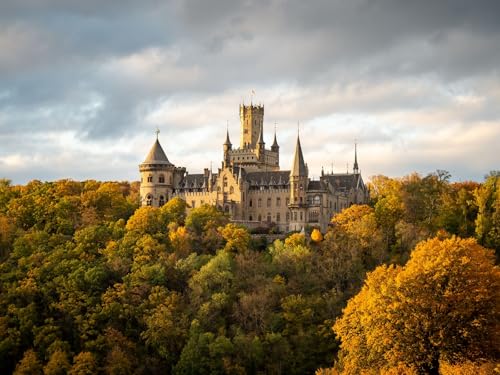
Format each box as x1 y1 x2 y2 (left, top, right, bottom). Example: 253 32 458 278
0 171 498 374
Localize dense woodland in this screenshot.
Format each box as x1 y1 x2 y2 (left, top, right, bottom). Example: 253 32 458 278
0 171 498 374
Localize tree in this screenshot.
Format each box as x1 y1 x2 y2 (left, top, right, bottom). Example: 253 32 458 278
13 349 43 375
475 174 500 254
160 197 188 225
334 237 500 375
69 352 97 375
125 206 164 235
43 350 71 375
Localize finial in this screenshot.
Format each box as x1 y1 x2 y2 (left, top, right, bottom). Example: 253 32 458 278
297 121 300 136
155 127 160 140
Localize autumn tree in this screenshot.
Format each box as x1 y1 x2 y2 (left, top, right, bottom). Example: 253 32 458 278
333 237 500 375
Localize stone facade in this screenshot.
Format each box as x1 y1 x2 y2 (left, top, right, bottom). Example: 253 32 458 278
139 104 369 232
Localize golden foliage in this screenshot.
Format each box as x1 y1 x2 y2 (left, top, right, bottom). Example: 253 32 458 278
334 236 500 374
311 228 323 243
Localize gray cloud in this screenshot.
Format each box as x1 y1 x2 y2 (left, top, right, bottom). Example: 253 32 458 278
0 0 499 184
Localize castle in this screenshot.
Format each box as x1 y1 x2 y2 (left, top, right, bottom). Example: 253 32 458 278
139 104 369 232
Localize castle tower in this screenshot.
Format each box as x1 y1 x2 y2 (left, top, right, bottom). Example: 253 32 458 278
240 104 264 148
288 134 309 231
139 133 176 207
223 128 232 167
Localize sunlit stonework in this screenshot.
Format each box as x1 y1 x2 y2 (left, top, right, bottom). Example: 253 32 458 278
139 104 368 232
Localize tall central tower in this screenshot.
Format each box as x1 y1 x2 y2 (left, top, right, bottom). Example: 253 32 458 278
240 104 264 148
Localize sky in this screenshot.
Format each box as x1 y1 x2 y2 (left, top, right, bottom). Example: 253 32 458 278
0 0 499 184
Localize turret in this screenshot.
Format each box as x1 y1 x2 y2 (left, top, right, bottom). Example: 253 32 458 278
256 122 265 160
139 131 178 207
223 128 232 166
271 127 279 152
288 134 309 231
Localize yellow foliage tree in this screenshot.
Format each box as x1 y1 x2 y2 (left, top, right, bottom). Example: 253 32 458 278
333 237 500 375
13 349 43 375
219 223 251 253
311 228 323 243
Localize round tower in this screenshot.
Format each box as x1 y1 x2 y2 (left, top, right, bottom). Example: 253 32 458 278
139 134 176 207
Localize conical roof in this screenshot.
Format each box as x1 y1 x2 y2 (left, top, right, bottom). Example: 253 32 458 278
257 123 265 145
291 135 307 176
224 129 232 145
272 131 279 148
143 139 172 165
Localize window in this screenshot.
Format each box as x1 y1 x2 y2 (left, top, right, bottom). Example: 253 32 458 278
258 198 262 208
147 175 153 183
286 198 290 205
249 215 253 221
267 198 271 207
159 195 165 206
267 213 271 223
293 212 297 221
258 214 262 222
276 213 281 222
286 212 290 222
300 212 303 220
146 195 153 206
276 197 281 207
314 195 321 205
159 174 165 183
191 201 195 208
249 199 253 207
229 186 234 194
299 197 303 204
223 177 228 187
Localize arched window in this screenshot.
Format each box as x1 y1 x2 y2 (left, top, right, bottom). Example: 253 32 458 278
159 174 165 183
147 175 153 183
146 194 153 206
159 195 165 206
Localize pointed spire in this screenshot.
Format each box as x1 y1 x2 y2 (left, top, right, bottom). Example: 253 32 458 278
291 134 307 177
224 127 232 146
272 122 279 149
353 140 359 174
257 122 265 145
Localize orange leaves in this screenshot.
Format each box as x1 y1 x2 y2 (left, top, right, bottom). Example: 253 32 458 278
333 236 500 374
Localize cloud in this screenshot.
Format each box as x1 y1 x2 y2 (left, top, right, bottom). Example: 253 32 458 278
0 0 499 184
